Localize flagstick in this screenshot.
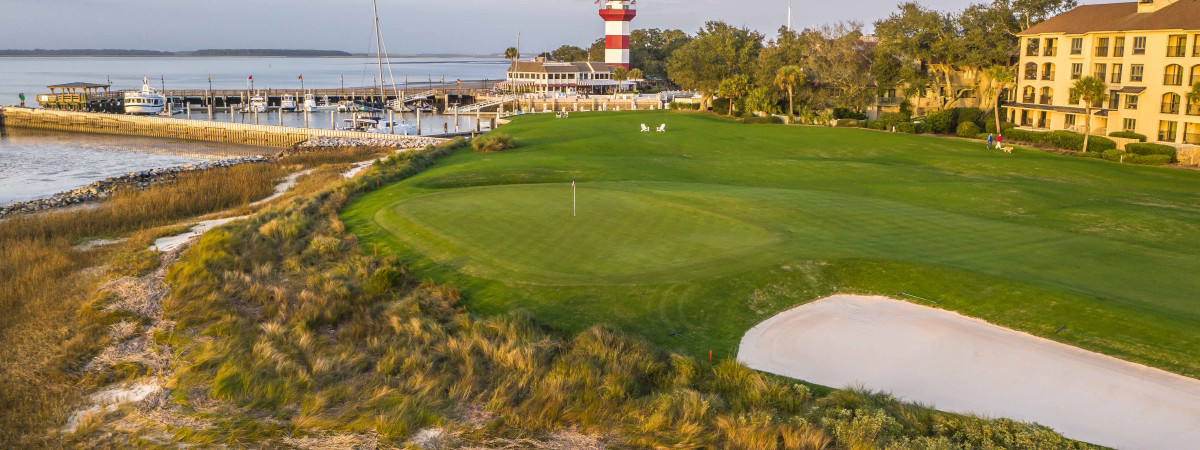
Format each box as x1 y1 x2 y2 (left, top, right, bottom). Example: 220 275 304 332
573 180 576 217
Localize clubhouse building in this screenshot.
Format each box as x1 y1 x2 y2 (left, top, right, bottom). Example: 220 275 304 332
499 60 636 95
1011 0 1200 145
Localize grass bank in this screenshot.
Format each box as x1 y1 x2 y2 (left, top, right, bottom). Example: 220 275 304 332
343 110 1200 378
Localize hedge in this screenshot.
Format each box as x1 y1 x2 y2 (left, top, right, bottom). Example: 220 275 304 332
833 108 867 120
895 122 923 134
879 112 910 122
1129 154 1173 165
1108 131 1147 142
985 121 1017 134
1002 128 1048 145
1045 131 1117 152
833 119 860 127
1101 149 1125 161
668 102 701 111
956 107 984 128
957 122 981 138
744 116 784 125
925 110 957 134
1125 142 1177 161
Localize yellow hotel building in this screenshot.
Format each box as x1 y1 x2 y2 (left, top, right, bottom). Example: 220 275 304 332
1012 0 1200 145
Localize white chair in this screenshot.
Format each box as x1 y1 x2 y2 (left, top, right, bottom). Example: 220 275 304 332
656 124 666 132
640 124 650 132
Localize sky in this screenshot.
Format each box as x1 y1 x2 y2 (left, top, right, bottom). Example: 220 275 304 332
0 0 1108 55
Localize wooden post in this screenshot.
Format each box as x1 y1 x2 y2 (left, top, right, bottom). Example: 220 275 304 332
278 108 283 126
331 111 336 130
389 109 395 134
416 107 422 135
186 103 191 120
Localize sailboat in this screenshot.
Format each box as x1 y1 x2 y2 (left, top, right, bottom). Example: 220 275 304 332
359 0 417 134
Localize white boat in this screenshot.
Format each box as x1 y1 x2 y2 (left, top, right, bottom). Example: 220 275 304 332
387 99 411 112
339 114 417 134
124 77 166 115
243 94 267 113
280 94 297 111
303 94 337 112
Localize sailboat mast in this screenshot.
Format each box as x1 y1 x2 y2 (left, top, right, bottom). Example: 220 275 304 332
372 0 387 105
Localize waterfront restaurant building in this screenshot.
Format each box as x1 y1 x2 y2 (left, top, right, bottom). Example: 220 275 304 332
1012 0 1200 145
500 60 635 95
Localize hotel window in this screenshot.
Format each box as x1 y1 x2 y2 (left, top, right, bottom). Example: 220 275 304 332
1025 62 1038 80
1189 94 1200 115
1159 120 1178 142
1164 64 1183 85
1026 38 1040 56
1042 63 1055 80
1167 35 1187 57
1124 118 1136 132
1022 86 1036 103
1130 64 1144 82
1126 94 1139 109
1113 37 1125 57
1044 38 1057 56
1109 91 1121 109
1065 114 1077 126
1161 92 1181 114
1111 64 1123 83
1040 86 1053 105
1191 65 1200 86
1095 38 1109 57
1132 36 1146 54
1194 34 1200 57
1071 63 1083 79
1093 63 1107 80
1071 38 1083 55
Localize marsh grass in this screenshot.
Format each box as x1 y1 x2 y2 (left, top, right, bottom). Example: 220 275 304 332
152 139 1094 448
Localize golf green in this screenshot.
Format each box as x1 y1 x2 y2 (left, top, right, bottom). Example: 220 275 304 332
343 111 1200 378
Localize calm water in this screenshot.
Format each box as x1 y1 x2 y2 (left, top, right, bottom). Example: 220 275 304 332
0 56 506 205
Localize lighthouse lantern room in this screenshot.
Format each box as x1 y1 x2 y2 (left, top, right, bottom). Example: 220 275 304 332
598 0 637 68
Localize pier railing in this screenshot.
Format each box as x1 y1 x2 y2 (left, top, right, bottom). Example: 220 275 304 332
0 107 446 148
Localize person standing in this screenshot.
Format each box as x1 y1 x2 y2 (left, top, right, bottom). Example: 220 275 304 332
987 133 995 149
18 93 25 107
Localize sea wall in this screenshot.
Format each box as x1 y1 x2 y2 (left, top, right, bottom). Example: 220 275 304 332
0 157 268 217
0 107 445 148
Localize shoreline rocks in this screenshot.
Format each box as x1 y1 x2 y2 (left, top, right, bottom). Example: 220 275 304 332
0 156 269 217
296 136 444 149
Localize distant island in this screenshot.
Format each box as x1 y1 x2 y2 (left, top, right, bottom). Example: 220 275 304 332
187 49 353 57
0 49 174 56
0 49 352 57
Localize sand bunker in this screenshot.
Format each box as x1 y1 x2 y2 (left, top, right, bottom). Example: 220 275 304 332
738 295 1200 450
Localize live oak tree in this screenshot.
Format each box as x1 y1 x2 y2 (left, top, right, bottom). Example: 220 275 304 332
550 45 588 62
802 23 874 113
667 21 763 110
1069 76 1109 152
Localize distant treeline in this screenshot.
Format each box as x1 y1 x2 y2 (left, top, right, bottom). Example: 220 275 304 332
189 49 352 57
0 49 173 56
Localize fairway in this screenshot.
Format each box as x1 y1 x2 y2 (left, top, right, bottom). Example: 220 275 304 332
343 110 1200 378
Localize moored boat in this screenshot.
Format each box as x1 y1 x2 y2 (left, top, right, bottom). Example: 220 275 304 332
124 77 166 115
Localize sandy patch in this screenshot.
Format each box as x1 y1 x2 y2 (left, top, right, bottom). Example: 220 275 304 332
62 380 162 434
74 238 126 251
251 169 314 206
150 216 246 253
342 161 375 179
738 294 1200 450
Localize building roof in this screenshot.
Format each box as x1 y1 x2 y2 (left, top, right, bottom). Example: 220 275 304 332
508 61 611 73
47 82 110 89
1019 0 1200 35
1117 86 1148 94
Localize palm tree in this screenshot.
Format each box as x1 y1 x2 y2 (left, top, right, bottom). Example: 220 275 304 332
982 65 1014 135
612 66 629 93
504 47 519 65
717 75 751 117
775 65 805 118
628 68 644 91
1069 76 1109 152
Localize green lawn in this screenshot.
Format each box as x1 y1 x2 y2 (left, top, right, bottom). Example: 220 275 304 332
342 111 1200 378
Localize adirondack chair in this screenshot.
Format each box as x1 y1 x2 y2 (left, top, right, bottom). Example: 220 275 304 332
656 124 666 132
640 124 650 132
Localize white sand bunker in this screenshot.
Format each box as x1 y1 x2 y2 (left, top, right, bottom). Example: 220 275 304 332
738 295 1200 450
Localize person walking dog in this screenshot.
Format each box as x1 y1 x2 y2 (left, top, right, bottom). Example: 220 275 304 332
987 133 995 149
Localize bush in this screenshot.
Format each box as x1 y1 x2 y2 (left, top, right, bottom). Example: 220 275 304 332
957 122 981 138
925 109 957 134
879 112 910 122
833 119 860 127
975 133 993 141
743 116 783 125
956 107 984 128
985 120 1017 134
668 102 701 111
1125 143 1177 161
1101 150 1126 162
1003 128 1048 145
1079 151 1103 159
894 122 923 134
1129 154 1173 165
1042 131 1116 152
832 108 867 120
865 120 891 130
712 98 731 115
1108 131 1147 142
472 133 516 153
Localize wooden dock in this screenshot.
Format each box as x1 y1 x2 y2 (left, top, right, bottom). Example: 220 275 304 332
0 106 445 148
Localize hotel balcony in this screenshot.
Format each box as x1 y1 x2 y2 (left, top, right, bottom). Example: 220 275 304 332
1188 104 1200 116
1186 132 1200 145
1162 103 1180 114
1039 96 1052 105
1159 131 1178 142
1167 46 1186 57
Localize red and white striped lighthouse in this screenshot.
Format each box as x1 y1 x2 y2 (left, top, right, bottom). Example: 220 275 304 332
598 0 636 68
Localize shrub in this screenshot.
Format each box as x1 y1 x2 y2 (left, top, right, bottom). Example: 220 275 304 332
894 122 922 134
956 107 984 128
879 112 910 122
864 120 891 130
832 108 867 120
833 119 860 127
1129 154 1173 165
472 133 516 153
975 133 993 141
1108 131 1147 142
985 121 1017 134
1125 143 1177 161
668 102 701 111
957 122 981 138
1040 131 1116 152
1003 128 1048 144
1079 151 1103 159
925 109 957 134
1101 150 1126 162
743 116 783 125
712 98 731 115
